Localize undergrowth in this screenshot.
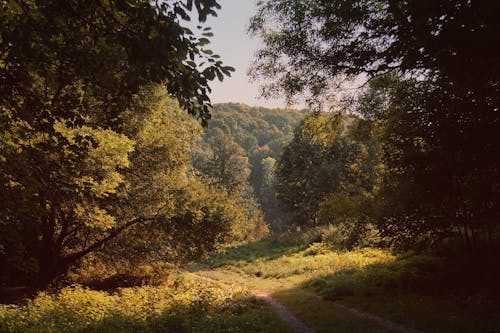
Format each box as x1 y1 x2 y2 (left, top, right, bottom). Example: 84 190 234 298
206 227 500 307
0 273 291 333
203 228 500 332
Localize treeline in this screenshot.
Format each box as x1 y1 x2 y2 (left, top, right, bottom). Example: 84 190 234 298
192 103 305 230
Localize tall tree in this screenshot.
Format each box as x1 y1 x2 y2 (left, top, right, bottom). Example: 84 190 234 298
0 88 241 287
194 128 251 193
0 0 235 286
276 113 378 224
250 0 500 246
249 0 499 104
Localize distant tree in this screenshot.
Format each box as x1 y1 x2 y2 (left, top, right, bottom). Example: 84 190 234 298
194 103 304 225
258 157 278 225
276 113 379 224
194 129 251 193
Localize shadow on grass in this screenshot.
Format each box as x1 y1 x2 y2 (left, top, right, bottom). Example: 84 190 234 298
269 286 397 333
191 232 321 271
298 252 500 333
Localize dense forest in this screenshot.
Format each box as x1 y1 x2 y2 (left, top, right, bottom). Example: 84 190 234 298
193 103 305 230
1 0 499 332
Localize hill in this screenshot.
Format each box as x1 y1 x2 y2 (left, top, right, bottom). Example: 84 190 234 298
195 103 306 228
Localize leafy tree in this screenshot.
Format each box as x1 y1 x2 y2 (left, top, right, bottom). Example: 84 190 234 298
0 0 238 286
1 0 233 124
194 129 251 193
259 157 278 224
276 113 379 224
249 0 500 246
357 75 500 247
249 0 498 104
193 128 270 241
201 103 305 224
0 86 244 287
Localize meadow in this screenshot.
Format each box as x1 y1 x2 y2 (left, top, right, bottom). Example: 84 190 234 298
195 228 500 333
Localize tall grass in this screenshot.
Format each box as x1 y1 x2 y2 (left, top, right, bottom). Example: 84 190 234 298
0 273 291 333
204 229 500 333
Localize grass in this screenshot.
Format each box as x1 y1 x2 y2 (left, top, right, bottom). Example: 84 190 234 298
194 230 500 333
272 288 398 333
4 230 498 333
0 271 293 333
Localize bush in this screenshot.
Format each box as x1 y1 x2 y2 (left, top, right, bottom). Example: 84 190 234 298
0 275 289 333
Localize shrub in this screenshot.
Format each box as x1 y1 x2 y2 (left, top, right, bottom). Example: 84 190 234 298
0 275 289 333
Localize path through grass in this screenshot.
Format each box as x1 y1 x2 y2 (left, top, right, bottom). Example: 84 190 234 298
191 232 500 333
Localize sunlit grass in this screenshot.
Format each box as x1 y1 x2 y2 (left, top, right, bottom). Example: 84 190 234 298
200 231 500 333
207 231 395 284
0 273 292 333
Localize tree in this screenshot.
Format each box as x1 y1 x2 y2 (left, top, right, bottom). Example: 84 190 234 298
0 0 238 286
249 0 500 246
194 128 251 193
192 103 304 228
249 0 499 103
257 156 291 230
358 75 500 247
1 0 234 124
0 87 243 287
275 113 379 224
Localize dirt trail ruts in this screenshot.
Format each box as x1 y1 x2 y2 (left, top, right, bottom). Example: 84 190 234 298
192 271 425 333
253 289 315 333
192 272 315 332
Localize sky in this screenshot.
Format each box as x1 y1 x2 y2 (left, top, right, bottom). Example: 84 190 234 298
199 0 288 108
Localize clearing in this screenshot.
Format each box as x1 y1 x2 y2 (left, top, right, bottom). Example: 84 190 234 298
189 231 500 333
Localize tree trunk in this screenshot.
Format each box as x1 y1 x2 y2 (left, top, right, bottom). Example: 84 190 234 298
35 253 70 290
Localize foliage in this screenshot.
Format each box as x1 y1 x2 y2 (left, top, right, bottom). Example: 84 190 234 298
1 0 233 123
206 228 391 280
194 128 251 193
249 0 499 103
194 103 305 228
0 274 292 333
354 74 500 247
0 0 239 286
249 0 500 248
275 113 381 225
0 88 245 287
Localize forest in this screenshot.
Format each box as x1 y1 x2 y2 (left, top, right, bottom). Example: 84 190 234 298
1 0 499 332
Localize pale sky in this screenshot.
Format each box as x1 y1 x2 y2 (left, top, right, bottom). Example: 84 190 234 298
200 0 288 108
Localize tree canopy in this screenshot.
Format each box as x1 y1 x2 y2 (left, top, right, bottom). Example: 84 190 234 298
275 112 380 225
0 87 251 287
249 0 499 103
0 0 240 287
250 0 500 248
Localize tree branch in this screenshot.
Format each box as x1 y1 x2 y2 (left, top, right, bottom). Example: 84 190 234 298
61 215 157 265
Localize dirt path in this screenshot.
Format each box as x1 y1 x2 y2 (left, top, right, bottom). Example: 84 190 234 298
191 271 315 332
253 289 315 333
192 270 424 333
